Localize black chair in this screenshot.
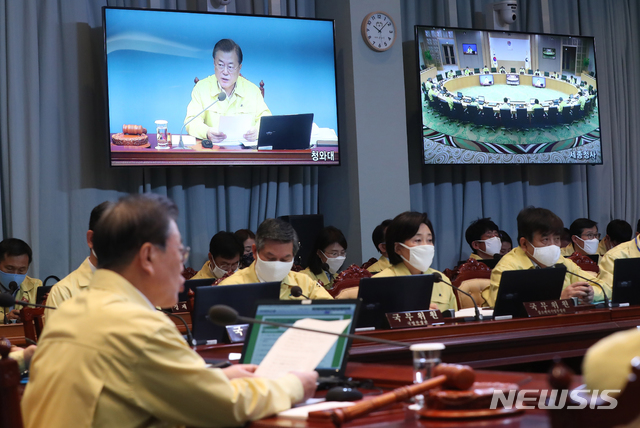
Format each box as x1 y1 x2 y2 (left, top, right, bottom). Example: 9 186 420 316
562 105 573 124
479 106 499 129
436 74 443 81
532 108 546 127
437 98 449 116
547 106 559 125
516 108 529 129
452 101 465 122
544 71 550 77
527 69 533 75
561 74 568 81
491 67 497 73
474 68 480 74
589 70 595 77
570 105 581 122
466 104 480 124
455 70 462 76
500 108 516 129
510 67 516 73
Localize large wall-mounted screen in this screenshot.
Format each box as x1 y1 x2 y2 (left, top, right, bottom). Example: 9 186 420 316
104 7 339 167
416 26 601 165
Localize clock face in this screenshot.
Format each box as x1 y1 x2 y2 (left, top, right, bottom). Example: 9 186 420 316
362 12 396 52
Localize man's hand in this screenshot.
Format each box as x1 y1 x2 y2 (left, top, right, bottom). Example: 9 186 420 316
561 282 594 304
222 364 258 380
22 345 37 368
243 127 258 142
429 303 438 310
290 371 319 403
7 309 21 322
206 128 227 143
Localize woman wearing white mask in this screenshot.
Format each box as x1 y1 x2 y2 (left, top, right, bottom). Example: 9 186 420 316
301 227 348 290
373 212 457 312
485 207 604 308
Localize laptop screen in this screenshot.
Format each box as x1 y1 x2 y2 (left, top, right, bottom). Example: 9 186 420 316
241 300 360 377
611 258 640 305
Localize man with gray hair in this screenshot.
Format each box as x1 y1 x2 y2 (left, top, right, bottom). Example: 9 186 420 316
220 218 333 300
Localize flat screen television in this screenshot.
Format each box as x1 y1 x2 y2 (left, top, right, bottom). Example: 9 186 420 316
416 26 602 165
506 73 520 85
543 47 556 59
462 43 477 55
103 7 339 167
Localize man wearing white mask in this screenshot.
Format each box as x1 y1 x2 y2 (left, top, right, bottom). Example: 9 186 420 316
45 201 112 320
561 218 606 257
219 219 332 300
484 207 605 308
0 238 42 323
301 226 347 289
373 212 457 312
465 218 502 261
191 231 243 281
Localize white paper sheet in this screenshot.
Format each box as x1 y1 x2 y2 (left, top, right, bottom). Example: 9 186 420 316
218 114 253 142
254 318 352 379
277 401 355 419
454 307 494 318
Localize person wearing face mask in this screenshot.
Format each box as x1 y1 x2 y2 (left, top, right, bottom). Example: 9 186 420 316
484 207 607 308
596 222 640 293
219 219 333 300
561 218 606 258
192 232 243 281
499 230 513 256
0 238 42 324
301 226 348 289
373 212 457 312
367 220 392 274
234 229 256 269
45 201 112 321
601 220 633 254
465 218 502 261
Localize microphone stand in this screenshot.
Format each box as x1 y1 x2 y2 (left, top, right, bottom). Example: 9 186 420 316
176 92 226 149
560 266 612 309
432 273 484 322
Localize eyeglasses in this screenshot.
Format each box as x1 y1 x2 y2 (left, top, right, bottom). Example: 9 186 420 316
215 62 238 73
323 250 347 258
581 233 601 240
179 246 190 264
218 261 239 271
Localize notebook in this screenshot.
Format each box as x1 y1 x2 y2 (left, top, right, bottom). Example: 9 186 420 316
356 274 435 330
611 258 640 305
256 113 314 150
493 265 567 318
241 299 360 378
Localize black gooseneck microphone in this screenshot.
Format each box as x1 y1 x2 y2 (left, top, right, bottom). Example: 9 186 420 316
290 286 309 299
207 305 410 348
157 309 197 347
432 272 484 321
552 263 611 308
0 293 57 310
177 92 227 149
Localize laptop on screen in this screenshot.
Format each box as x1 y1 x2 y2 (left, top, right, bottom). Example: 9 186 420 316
256 113 314 150
611 258 640 305
356 274 435 330
493 265 567 318
241 299 360 378
192 282 281 344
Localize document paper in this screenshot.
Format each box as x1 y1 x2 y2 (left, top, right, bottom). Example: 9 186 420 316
254 318 352 379
218 114 253 144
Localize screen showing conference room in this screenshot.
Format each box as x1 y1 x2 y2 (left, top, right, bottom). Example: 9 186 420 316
103 7 339 167
416 27 601 165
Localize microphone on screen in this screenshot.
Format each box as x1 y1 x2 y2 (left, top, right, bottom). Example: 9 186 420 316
432 272 484 321
0 293 57 310
207 305 410 348
290 286 309 299
552 263 611 308
177 92 227 149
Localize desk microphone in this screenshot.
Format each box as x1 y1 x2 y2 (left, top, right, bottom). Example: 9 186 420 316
432 273 483 321
552 264 611 308
177 92 227 149
0 293 57 310
207 305 410 348
290 286 309 299
157 309 197 347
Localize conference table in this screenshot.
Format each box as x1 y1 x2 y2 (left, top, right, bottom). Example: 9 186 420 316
196 306 640 369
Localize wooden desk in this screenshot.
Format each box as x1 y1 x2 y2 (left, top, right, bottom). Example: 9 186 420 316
248 362 580 427
197 308 635 369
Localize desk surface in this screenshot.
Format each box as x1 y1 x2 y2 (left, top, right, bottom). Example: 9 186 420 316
248 362 578 427
197 307 638 369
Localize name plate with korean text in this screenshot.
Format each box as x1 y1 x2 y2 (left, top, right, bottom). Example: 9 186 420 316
524 299 576 317
171 301 189 313
225 324 250 343
386 310 443 329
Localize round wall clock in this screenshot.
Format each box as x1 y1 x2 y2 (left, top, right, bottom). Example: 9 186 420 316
361 11 397 52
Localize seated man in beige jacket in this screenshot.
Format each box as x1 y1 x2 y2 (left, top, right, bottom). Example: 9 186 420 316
22 194 317 428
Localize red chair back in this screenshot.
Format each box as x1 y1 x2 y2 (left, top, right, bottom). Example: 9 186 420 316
0 338 23 428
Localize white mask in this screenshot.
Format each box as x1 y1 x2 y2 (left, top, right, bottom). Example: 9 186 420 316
527 242 561 267
210 259 230 279
398 243 435 272
254 254 293 283
477 236 502 257
576 237 599 255
321 251 346 274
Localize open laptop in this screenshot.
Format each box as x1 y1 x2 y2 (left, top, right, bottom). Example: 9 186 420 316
192 282 281 344
611 258 640 305
178 278 216 303
255 113 314 150
493 265 567 318
241 299 360 379
356 275 435 330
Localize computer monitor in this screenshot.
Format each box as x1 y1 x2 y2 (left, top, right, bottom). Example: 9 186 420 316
493 266 567 318
457 91 463 98
357 274 435 329
611 258 640 305
192 282 282 343
241 299 360 378
530 98 536 104
179 278 216 303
